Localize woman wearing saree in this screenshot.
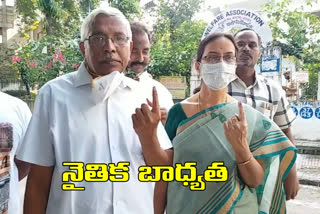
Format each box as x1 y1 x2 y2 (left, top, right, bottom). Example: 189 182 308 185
132 32 297 214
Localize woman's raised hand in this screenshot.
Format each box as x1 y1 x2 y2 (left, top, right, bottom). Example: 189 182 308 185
223 101 248 150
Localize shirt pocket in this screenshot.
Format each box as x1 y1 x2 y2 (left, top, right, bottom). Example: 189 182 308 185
257 102 275 119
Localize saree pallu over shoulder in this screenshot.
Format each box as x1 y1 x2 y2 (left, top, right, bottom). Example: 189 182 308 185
166 102 296 214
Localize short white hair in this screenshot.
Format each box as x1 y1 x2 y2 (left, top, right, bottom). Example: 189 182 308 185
80 7 132 42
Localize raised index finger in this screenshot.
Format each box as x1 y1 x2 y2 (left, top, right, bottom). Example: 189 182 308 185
152 87 160 113
238 101 246 121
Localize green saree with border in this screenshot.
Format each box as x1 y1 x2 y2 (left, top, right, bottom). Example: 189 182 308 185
166 102 296 214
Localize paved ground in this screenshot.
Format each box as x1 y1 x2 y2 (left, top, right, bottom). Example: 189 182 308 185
287 140 320 213
287 185 320 214
296 139 320 186
297 154 320 186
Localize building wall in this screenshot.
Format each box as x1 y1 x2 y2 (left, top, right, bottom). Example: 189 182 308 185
290 102 320 140
0 81 21 91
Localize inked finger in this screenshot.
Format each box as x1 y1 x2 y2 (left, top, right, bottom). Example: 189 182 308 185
151 87 160 113
238 101 246 121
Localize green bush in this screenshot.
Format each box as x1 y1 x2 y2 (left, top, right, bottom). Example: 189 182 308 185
12 35 83 93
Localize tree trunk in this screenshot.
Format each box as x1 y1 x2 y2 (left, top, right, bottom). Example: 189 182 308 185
46 15 54 35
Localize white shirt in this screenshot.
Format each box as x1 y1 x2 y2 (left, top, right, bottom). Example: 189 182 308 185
139 72 174 111
17 63 172 214
228 74 296 129
0 92 31 214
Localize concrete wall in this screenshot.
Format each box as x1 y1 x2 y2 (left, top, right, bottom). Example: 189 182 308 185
0 81 21 91
291 101 320 141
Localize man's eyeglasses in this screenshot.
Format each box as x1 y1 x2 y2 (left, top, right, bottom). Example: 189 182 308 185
202 55 236 64
84 34 130 47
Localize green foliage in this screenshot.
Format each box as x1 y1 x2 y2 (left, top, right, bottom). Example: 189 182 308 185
79 0 101 15
156 0 203 34
17 0 101 36
263 0 320 59
149 21 206 93
147 0 205 96
263 0 320 58
16 0 38 24
14 0 142 93
15 0 205 98
12 35 83 92
300 63 320 100
150 21 206 77
262 0 320 99
109 0 141 20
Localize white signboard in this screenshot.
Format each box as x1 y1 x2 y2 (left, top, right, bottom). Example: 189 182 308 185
202 8 272 46
261 56 280 72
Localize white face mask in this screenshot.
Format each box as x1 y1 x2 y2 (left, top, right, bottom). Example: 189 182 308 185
91 71 123 104
200 62 237 90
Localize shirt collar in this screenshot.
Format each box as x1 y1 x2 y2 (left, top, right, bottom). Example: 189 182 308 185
139 71 153 79
234 72 261 89
255 74 266 88
73 62 91 88
120 75 137 90
125 69 152 82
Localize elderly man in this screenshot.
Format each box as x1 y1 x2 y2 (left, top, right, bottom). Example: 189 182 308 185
0 92 31 214
127 22 174 123
16 7 171 214
228 28 299 200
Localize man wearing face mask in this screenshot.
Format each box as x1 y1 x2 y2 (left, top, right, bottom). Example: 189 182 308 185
127 22 174 124
16 7 172 214
228 28 299 201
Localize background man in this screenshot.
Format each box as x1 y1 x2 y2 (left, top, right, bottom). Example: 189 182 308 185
0 91 31 214
228 28 299 200
127 22 174 123
16 7 171 214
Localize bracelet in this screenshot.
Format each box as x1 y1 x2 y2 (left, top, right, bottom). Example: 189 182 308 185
237 155 253 166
